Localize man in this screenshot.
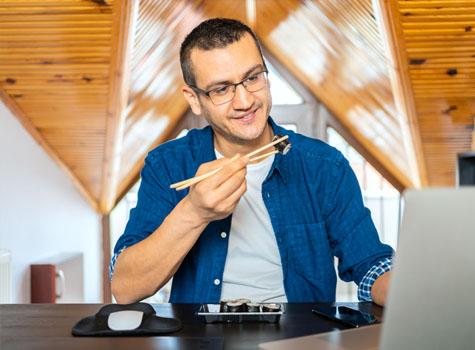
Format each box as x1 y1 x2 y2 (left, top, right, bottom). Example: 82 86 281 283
111 18 393 306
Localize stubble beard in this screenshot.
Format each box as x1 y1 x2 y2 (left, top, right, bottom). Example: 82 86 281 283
203 102 270 146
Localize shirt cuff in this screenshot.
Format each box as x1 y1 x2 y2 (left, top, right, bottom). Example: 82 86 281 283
357 257 393 302
109 246 128 281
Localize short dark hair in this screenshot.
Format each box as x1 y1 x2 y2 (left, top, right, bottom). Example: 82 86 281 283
180 18 265 86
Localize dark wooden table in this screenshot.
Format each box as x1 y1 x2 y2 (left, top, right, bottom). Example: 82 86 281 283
0 302 383 350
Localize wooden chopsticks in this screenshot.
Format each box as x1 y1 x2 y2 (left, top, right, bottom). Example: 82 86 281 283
170 135 289 191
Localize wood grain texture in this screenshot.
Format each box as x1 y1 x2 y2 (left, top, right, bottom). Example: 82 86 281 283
0 0 113 206
398 0 475 186
0 86 98 210
376 0 428 188
3 0 472 214
254 0 415 188
100 0 138 213
115 0 202 199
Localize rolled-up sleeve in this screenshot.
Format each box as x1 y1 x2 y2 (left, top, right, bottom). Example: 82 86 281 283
358 257 393 301
109 246 127 280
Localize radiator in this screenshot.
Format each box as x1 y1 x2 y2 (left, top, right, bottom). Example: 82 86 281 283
0 250 12 303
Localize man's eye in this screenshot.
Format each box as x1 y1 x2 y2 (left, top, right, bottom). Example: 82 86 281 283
213 86 230 95
246 75 259 82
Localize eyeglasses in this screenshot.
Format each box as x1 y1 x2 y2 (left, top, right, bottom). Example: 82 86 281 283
189 70 269 105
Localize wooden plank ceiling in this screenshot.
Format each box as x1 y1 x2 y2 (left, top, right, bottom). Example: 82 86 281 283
0 0 473 213
389 0 475 186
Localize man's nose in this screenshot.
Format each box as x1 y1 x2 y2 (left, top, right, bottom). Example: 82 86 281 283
232 83 253 109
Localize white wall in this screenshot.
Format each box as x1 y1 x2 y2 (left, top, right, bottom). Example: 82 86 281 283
0 101 101 303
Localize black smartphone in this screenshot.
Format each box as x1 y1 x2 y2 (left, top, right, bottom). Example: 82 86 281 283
312 306 378 328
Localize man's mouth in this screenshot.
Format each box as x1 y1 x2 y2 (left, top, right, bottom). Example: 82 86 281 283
233 108 258 122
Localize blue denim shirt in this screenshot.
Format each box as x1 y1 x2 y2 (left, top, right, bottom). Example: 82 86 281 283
112 118 393 303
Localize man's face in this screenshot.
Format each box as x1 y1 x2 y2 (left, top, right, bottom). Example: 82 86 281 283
184 33 272 146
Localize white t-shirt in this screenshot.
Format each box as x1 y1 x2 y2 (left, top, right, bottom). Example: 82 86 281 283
216 150 288 303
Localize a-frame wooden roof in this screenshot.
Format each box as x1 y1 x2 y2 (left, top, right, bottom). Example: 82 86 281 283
1 0 473 213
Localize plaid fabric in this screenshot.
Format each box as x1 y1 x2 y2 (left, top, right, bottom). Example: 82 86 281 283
109 246 127 280
358 257 393 301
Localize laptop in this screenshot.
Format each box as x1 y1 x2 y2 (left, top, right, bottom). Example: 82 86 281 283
260 187 475 350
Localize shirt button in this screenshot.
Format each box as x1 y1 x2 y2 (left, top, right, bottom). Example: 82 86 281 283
214 279 220 286
266 192 270 198
221 232 227 238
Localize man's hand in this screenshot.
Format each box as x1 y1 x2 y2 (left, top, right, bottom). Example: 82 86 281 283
185 154 249 224
371 270 392 306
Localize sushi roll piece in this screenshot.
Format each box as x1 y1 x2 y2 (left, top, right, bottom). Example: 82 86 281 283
226 301 244 312
220 299 230 312
246 302 261 313
236 298 251 311
272 134 291 155
262 303 281 312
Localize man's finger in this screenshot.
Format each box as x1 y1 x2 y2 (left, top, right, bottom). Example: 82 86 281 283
194 155 247 190
209 155 248 184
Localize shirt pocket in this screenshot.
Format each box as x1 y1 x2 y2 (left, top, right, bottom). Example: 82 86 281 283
285 222 334 279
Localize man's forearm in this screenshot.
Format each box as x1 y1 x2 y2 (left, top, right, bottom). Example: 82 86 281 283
111 197 208 304
370 270 392 306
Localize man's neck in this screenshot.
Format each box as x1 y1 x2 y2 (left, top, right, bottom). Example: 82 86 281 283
213 124 274 159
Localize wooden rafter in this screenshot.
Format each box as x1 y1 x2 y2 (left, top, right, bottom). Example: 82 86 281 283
376 0 428 188
3 0 471 214
100 0 138 213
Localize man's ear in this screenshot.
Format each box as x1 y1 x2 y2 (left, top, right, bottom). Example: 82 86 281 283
182 86 202 116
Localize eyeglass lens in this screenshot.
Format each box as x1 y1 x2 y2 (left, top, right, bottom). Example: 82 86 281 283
209 71 268 105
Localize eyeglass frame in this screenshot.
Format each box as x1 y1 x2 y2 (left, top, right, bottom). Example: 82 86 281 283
188 69 269 105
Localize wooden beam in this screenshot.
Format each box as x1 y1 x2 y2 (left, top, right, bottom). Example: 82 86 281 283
262 43 415 191
100 0 138 214
114 109 189 209
0 86 99 211
375 0 429 188
246 0 257 29
101 214 112 304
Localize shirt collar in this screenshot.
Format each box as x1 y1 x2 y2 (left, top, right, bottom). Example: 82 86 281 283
192 125 216 172
267 117 289 185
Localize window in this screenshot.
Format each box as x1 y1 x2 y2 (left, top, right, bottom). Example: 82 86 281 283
267 60 304 105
